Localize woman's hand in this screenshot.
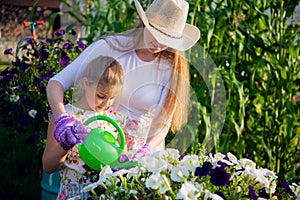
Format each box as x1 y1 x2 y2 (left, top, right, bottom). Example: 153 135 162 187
54 113 90 150
131 144 152 162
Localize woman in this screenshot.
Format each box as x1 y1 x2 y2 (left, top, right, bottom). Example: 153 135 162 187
46 0 200 159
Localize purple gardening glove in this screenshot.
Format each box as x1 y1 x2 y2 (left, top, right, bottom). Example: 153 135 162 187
54 113 90 151
131 144 152 162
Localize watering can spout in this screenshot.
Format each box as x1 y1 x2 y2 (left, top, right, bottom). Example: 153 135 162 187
109 160 139 169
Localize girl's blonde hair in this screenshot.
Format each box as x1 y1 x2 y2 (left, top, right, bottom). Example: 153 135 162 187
99 20 190 133
73 56 124 102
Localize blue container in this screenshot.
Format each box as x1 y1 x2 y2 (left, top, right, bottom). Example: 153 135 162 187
41 171 60 200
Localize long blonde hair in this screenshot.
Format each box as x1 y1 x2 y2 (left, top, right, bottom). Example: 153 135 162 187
99 20 190 133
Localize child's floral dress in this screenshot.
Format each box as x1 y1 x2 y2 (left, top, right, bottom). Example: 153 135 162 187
57 104 128 200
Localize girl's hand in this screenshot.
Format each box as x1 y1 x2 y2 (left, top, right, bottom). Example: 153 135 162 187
54 113 90 150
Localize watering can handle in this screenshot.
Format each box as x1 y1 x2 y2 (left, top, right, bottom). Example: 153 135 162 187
83 115 126 151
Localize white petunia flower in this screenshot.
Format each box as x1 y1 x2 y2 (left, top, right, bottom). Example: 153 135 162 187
179 155 200 173
81 180 102 192
166 148 180 160
239 158 256 169
28 109 37 118
158 175 170 194
244 165 258 179
112 169 129 177
140 156 168 173
9 94 19 102
126 166 145 179
152 148 180 163
203 189 223 200
129 190 138 194
256 168 270 186
227 152 239 164
176 182 200 200
146 173 162 189
260 168 277 180
99 165 113 182
170 166 189 182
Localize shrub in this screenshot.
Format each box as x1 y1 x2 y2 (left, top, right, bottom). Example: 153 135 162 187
0 29 85 152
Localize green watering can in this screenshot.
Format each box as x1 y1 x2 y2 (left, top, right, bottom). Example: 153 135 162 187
78 115 138 170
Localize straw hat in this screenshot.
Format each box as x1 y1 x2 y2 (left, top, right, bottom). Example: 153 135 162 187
133 0 200 51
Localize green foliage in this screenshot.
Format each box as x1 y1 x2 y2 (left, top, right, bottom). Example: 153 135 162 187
0 30 85 153
48 0 139 45
188 0 300 181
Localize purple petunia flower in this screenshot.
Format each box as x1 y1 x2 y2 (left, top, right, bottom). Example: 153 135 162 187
63 41 73 50
4 48 13 55
281 180 295 196
210 166 230 186
195 161 212 177
60 56 71 68
18 61 30 71
215 191 226 200
46 38 53 45
258 189 269 199
27 38 34 45
18 85 29 92
55 29 65 36
77 40 85 49
217 160 228 169
38 47 49 61
248 185 258 200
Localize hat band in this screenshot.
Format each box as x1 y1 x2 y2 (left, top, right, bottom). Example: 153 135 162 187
149 23 183 39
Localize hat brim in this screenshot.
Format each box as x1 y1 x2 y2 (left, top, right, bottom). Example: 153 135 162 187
134 0 200 51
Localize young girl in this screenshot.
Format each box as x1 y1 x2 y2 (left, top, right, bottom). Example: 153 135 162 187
46 0 200 160
42 56 124 199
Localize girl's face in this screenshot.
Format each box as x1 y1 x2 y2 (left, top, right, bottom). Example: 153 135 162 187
143 28 168 54
85 82 122 112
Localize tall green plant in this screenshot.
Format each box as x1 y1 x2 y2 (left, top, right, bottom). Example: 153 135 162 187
48 0 138 45
188 0 299 181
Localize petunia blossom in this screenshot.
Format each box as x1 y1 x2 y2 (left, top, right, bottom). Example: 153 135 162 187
4 48 13 55
28 109 37 118
176 182 200 200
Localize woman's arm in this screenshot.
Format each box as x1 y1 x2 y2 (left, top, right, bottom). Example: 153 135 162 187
147 120 170 150
42 114 68 173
